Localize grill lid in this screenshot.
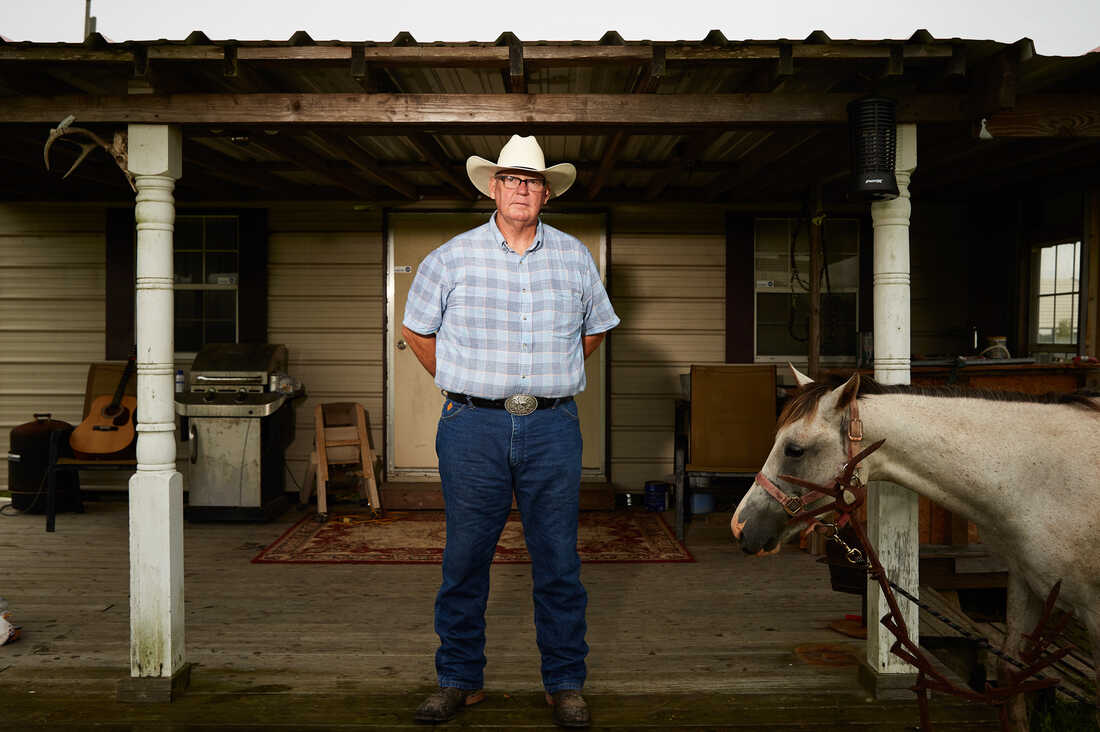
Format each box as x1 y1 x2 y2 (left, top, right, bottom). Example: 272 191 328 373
190 343 288 377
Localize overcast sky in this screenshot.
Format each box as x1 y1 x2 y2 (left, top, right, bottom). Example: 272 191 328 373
1 0 1097 56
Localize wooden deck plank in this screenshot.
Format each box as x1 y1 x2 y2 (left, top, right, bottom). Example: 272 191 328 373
0 502 1003 729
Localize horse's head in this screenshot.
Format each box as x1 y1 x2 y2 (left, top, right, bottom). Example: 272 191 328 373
732 366 861 555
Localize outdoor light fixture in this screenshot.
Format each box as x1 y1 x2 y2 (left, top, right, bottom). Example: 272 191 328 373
847 97 899 201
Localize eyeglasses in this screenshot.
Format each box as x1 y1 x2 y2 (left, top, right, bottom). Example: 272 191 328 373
494 174 546 191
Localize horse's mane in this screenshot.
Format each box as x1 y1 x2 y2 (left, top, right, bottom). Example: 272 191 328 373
776 377 1100 431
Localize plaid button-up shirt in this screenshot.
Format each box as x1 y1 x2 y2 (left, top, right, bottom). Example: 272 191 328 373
402 214 620 399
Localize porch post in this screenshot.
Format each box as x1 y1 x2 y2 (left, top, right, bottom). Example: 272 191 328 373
119 124 188 701
866 123 918 683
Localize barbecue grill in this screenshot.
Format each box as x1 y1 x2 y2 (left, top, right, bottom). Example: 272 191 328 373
175 343 300 521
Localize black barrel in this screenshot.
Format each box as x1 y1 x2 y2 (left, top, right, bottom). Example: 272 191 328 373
7 414 81 514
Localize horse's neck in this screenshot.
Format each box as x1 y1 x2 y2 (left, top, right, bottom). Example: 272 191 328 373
859 394 1075 528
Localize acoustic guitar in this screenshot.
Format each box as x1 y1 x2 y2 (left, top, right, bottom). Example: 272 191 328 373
70 349 137 459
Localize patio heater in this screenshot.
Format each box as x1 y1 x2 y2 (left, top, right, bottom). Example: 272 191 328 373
847 97 899 201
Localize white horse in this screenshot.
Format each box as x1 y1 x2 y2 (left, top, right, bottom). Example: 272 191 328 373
731 368 1100 730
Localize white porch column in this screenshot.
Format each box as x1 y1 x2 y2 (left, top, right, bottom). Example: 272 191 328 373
867 123 918 678
124 125 186 691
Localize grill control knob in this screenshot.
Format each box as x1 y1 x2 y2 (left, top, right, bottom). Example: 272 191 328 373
203 389 217 403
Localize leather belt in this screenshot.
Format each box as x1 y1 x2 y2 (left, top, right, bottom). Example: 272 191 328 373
444 392 572 416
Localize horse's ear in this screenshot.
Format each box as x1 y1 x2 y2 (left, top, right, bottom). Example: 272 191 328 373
833 372 861 411
789 363 814 388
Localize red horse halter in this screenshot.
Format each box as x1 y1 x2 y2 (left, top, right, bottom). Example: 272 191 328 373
754 399 885 527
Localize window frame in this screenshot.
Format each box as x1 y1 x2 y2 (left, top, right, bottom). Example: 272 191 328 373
752 216 861 364
173 214 242 359
1027 238 1082 357
105 207 267 361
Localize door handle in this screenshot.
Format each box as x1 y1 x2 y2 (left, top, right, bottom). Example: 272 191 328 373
396 339 407 351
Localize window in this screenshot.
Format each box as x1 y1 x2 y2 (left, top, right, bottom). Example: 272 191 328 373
754 217 860 362
173 215 240 354
1030 240 1081 358
105 208 266 362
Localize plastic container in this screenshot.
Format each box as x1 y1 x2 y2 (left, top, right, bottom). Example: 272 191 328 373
690 492 716 514
644 481 668 512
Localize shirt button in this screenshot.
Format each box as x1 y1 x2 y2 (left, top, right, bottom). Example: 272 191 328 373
522 316 527 320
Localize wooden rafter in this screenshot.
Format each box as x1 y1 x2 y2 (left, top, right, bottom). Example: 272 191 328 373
586 130 629 200
405 132 474 198
706 130 822 201
585 47 667 200
251 134 378 199
182 141 292 193
313 133 418 199
744 43 794 93
0 92 977 126
632 46 665 94
494 34 527 94
643 129 724 200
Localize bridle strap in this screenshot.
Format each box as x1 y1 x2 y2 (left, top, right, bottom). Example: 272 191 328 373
755 471 829 517
757 400 885 526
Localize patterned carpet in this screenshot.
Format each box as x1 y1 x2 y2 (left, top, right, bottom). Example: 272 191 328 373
252 510 694 564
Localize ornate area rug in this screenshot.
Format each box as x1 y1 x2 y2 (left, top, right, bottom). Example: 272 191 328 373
252 510 693 564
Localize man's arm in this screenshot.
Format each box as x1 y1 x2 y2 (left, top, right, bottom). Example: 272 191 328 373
582 333 606 360
402 325 437 377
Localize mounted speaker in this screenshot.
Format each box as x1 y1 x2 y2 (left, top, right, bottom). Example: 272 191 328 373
847 97 899 201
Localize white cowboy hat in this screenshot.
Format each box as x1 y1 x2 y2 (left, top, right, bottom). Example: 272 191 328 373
466 135 577 199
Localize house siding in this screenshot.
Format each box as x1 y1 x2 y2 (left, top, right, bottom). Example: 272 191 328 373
266 204 386 490
0 205 107 491
607 208 727 492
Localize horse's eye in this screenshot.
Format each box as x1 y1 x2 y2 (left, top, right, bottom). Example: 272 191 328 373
784 444 805 458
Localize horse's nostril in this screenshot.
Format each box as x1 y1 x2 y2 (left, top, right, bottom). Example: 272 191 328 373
740 544 756 555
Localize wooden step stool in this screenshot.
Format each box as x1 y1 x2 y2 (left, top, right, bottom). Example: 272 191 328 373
301 402 381 521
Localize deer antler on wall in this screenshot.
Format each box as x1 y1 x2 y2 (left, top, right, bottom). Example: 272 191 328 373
43 115 135 191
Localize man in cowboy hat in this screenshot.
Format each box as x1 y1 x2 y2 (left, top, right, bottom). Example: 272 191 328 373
402 135 619 728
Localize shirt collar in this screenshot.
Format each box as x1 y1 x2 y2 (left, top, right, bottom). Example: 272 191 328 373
490 212 544 254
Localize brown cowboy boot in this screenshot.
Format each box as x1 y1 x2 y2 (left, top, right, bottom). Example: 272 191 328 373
414 686 486 724
546 689 591 728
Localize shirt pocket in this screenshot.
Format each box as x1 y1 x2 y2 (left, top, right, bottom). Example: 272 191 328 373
550 288 584 338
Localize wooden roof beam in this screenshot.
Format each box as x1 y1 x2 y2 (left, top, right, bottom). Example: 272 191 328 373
0 91 979 126
314 132 418 199
982 94 1100 138
0 41 958 66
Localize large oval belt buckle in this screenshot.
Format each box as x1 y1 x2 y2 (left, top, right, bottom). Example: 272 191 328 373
504 394 538 416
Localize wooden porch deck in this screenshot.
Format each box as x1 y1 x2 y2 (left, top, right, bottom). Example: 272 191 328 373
0 499 999 729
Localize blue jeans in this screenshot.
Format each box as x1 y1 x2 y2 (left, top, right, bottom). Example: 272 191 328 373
433 396 588 694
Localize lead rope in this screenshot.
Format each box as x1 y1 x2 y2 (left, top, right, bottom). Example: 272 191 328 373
824 524 1094 708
